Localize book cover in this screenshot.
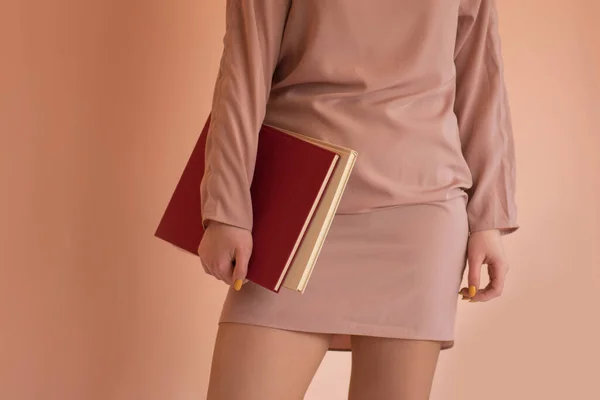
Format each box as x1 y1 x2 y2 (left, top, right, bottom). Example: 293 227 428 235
155 116 339 292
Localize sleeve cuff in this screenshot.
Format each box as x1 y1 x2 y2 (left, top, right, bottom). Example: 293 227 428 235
468 222 519 236
201 211 253 233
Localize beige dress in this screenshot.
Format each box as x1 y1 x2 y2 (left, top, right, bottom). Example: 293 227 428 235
200 0 519 351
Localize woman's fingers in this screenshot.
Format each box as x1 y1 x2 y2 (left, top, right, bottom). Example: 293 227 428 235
231 247 251 291
220 258 236 286
458 253 483 300
458 287 470 299
199 256 213 276
461 230 510 303
467 253 484 298
197 221 253 289
198 247 229 282
213 256 234 283
459 262 508 302
470 262 508 302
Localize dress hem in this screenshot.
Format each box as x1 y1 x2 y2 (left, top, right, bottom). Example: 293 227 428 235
218 318 455 351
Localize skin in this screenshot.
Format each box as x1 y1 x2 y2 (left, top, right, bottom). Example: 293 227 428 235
459 229 510 303
197 220 252 287
198 222 510 399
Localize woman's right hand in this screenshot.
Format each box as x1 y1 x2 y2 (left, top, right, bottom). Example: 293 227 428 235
197 221 253 291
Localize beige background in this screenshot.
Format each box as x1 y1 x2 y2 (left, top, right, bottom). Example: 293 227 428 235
1 0 599 399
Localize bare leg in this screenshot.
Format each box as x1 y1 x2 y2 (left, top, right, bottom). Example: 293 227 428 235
348 336 442 400
207 323 331 400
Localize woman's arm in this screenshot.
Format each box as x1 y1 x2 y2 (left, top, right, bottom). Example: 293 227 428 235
200 0 291 232
454 0 519 235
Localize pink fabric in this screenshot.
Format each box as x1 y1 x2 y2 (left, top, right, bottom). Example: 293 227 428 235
201 0 519 349
200 0 519 235
220 196 469 351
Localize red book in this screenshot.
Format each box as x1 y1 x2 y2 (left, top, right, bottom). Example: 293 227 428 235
154 116 341 292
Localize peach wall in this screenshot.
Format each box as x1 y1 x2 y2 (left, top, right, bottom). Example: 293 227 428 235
1 1 598 399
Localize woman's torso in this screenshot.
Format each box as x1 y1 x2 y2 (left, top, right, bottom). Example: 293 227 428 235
263 0 472 213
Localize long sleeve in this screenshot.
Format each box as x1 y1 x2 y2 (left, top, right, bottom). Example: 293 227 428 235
200 0 290 231
454 0 519 235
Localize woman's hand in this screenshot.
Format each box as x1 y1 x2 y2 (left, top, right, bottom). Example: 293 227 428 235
459 230 510 302
197 220 253 291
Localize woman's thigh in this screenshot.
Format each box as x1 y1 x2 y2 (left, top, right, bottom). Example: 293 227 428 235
207 322 331 400
348 336 442 400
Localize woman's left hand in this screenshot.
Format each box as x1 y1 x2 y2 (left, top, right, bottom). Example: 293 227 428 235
459 229 510 302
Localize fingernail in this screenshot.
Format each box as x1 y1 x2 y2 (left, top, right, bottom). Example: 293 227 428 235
468 285 477 298
469 299 477 303
233 279 243 291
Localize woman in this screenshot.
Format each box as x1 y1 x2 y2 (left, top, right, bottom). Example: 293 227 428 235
198 0 519 398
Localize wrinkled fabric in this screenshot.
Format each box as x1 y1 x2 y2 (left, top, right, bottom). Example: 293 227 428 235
200 0 519 235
